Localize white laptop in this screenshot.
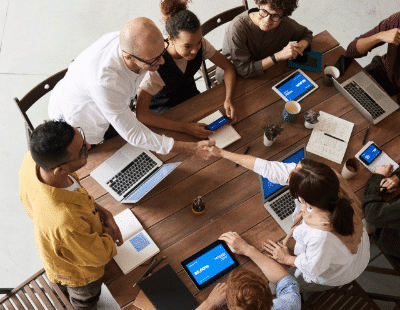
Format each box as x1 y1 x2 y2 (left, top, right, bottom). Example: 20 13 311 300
258 145 306 233
91 144 181 203
332 71 398 124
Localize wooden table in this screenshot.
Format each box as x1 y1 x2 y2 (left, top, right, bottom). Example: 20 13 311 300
76 31 400 309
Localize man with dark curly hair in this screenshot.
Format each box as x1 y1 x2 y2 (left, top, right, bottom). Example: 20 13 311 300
216 0 313 80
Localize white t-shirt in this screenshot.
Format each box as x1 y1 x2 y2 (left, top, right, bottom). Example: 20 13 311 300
139 38 216 96
48 31 174 154
254 158 370 286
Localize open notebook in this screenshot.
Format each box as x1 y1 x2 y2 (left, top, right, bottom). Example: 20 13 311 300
113 209 159 275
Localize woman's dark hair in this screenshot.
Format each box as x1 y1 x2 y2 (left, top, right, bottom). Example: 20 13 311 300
289 158 355 236
255 0 299 17
160 0 200 39
226 269 273 310
30 120 75 171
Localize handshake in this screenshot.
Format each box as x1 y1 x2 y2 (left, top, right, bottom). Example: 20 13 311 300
192 140 224 160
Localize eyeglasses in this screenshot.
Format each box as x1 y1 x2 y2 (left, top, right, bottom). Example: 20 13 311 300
258 8 283 22
50 127 88 170
121 39 169 67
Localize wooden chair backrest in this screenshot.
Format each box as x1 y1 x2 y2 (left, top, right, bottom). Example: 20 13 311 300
200 2 248 89
0 268 74 310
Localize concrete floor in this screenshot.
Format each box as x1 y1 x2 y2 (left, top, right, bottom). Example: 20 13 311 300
1 0 399 308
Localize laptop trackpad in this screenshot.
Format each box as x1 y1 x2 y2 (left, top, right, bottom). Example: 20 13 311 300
107 152 129 171
366 84 385 101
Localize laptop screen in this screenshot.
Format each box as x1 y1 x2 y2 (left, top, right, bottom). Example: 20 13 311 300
261 147 305 200
124 163 180 202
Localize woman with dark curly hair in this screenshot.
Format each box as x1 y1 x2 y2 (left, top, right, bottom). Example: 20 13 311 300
136 0 237 139
216 0 313 80
209 146 370 292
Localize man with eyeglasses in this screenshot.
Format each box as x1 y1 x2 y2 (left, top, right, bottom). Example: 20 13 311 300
19 120 123 310
216 0 313 80
49 17 214 159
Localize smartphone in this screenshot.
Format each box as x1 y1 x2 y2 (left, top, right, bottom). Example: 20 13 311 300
359 143 382 165
204 116 230 131
292 54 318 67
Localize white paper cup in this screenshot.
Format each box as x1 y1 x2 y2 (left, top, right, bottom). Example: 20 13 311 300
341 157 360 179
323 66 340 86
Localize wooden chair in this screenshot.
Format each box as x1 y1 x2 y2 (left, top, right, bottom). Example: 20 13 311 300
14 68 67 148
0 268 74 310
302 281 381 310
199 0 248 89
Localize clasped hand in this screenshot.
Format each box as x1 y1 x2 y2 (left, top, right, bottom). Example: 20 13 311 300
102 217 123 246
276 42 304 61
379 28 400 45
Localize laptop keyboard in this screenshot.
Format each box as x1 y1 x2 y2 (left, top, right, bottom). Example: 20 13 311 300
106 152 157 196
270 192 296 221
343 81 385 119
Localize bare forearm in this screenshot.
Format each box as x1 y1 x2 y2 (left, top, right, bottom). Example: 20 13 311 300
170 140 196 155
245 246 289 284
137 108 188 133
223 64 236 101
355 33 383 55
220 149 256 170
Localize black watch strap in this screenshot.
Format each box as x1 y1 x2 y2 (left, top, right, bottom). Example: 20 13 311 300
270 54 278 64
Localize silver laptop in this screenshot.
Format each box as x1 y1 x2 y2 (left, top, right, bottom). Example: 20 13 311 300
91 144 181 203
258 145 306 233
332 71 398 124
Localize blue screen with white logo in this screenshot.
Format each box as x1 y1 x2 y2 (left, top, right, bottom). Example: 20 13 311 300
360 144 382 165
205 116 230 131
185 244 235 285
262 148 305 200
277 72 314 101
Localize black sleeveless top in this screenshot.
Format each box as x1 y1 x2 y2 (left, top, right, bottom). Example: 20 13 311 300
154 46 203 108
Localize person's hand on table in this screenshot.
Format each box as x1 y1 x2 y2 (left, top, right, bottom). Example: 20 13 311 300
375 164 394 178
201 283 227 310
377 28 400 45
223 100 236 123
184 123 213 139
262 240 294 265
219 231 252 256
381 174 400 193
276 42 304 61
103 216 124 246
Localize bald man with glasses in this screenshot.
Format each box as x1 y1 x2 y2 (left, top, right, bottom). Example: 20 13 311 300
19 120 123 309
49 17 214 159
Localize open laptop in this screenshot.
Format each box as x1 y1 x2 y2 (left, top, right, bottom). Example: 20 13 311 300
91 144 181 203
258 145 306 234
332 71 398 124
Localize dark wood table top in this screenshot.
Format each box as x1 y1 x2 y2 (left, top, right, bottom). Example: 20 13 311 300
77 31 400 309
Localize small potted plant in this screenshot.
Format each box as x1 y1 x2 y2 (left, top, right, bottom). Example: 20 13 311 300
192 196 205 215
262 124 284 146
304 110 320 129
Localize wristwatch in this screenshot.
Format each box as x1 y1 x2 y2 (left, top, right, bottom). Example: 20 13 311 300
270 54 278 64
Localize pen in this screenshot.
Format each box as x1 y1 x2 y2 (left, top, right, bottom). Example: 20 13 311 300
324 133 345 142
143 256 166 278
236 146 251 167
133 258 158 288
362 126 370 145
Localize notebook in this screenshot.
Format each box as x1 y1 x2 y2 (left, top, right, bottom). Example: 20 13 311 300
332 71 398 124
355 141 399 173
198 110 241 148
306 111 354 164
113 209 160 275
258 145 306 234
138 264 199 310
91 143 181 203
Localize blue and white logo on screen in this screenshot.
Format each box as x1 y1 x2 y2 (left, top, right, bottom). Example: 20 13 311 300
187 244 235 285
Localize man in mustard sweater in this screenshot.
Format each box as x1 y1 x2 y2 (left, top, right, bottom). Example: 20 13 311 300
19 120 122 310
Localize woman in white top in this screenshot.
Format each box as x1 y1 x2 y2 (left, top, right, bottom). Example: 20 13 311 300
211 147 370 291
135 0 237 139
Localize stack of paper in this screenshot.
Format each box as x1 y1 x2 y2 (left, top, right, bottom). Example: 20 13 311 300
306 111 354 164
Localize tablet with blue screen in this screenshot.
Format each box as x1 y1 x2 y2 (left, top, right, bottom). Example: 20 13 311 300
272 69 318 102
181 240 239 290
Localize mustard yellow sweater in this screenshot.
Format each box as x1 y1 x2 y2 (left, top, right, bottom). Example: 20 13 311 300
19 153 117 287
